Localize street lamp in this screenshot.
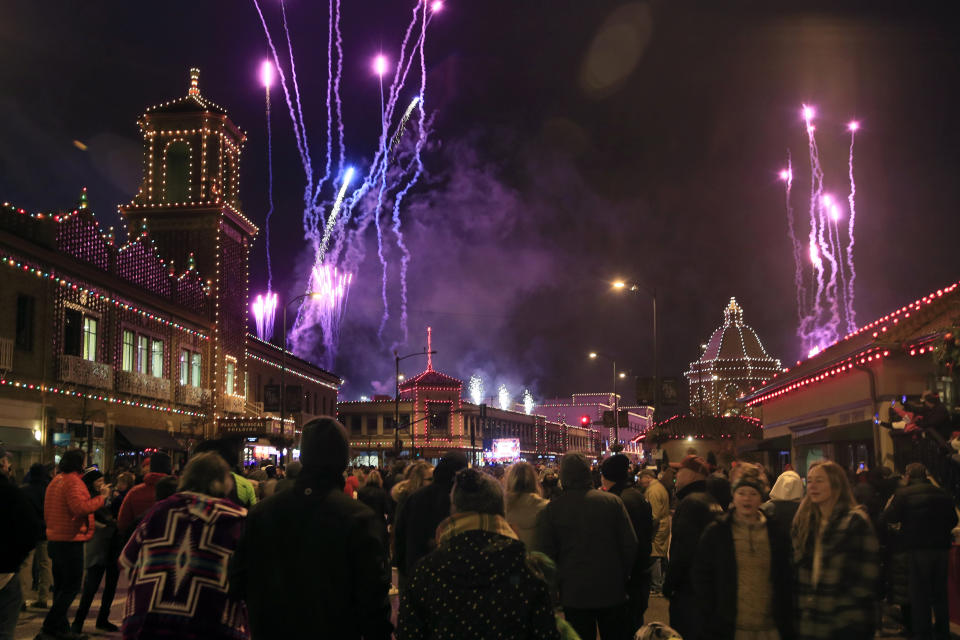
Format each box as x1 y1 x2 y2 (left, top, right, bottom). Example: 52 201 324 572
612 279 658 424
394 348 436 457
279 292 322 463
588 351 619 448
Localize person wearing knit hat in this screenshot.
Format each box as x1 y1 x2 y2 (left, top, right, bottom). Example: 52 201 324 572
693 466 794 640
72 469 120 634
533 452 638 640
600 455 655 629
229 417 393 639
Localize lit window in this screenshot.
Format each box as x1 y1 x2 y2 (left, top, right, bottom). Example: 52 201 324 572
137 336 149 374
151 339 164 377
82 317 98 362
122 330 135 372
180 349 190 385
225 360 236 395
191 353 202 387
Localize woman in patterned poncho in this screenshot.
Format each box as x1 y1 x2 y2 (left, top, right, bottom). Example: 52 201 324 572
120 452 249 640
792 461 879 640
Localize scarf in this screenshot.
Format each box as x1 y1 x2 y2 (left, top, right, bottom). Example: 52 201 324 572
435 511 519 547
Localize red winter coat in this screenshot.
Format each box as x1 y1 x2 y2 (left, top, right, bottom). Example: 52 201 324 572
117 472 170 533
44 472 103 542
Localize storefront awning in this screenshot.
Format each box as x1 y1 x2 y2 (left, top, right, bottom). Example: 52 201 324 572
0 426 41 450
115 425 185 451
793 421 875 447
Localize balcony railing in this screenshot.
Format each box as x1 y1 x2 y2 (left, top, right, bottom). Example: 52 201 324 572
116 370 171 401
58 355 113 390
221 393 246 414
176 385 210 407
0 337 12 372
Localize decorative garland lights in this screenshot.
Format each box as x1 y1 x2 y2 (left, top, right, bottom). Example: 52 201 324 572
0 376 205 418
245 349 340 391
0 252 208 339
746 281 960 407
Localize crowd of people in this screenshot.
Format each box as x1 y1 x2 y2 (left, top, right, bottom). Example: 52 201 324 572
1 419 959 640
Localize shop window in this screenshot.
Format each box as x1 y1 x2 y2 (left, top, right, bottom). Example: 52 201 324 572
225 359 236 394
122 330 136 372
15 294 35 351
150 339 164 377
165 141 191 203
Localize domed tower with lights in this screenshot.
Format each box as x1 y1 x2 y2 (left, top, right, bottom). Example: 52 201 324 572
118 69 258 417
685 298 782 418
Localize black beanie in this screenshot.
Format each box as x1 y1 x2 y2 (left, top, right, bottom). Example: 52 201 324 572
300 417 349 473
82 468 103 490
433 450 468 486
601 454 630 484
560 452 592 490
150 452 172 475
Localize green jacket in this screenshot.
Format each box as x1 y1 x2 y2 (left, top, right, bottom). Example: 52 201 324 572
233 473 257 508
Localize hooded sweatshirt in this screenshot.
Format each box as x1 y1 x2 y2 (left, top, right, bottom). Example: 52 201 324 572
761 471 804 540
397 517 558 640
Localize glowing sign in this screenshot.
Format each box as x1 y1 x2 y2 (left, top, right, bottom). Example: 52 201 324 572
485 438 520 462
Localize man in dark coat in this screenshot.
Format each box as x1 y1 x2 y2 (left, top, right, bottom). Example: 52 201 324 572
534 452 638 640
882 462 958 640
600 454 654 630
0 445 41 640
229 418 393 640
394 451 468 587
663 454 722 640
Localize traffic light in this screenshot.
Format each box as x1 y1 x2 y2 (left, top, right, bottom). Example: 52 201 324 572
580 415 591 427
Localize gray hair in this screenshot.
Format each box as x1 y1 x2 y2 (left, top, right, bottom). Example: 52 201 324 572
452 468 504 516
178 452 231 498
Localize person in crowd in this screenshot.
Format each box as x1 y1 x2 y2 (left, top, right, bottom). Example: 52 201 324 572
0 445 41 640
261 465 278 499
397 468 559 640
534 452 637 640
72 469 120 634
110 472 135 520
390 460 433 519
601 455 654 630
357 469 391 548
18 462 52 610
229 418 392 640
881 462 958 640
638 469 671 597
658 467 677 507
153 475 178 502
761 469 804 543
706 469 733 512
540 469 562 501
663 454 722 640
193 439 257 508
274 460 301 494
694 466 794 640
905 390 953 444
248 467 267 501
39 449 109 640
793 460 879 640
504 461 548 548
116 452 172 536
120 452 247 640
394 452 467 589
344 466 365 497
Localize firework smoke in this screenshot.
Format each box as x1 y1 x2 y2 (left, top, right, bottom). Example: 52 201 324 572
469 374 484 405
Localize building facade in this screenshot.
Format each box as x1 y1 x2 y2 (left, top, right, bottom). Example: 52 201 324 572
743 281 960 474
685 298 782 418
0 70 339 475
536 393 652 455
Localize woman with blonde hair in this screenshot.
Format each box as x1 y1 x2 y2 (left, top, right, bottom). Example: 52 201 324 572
391 460 433 513
792 461 878 640
504 461 548 547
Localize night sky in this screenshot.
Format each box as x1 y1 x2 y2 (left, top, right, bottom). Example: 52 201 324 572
2 2 959 404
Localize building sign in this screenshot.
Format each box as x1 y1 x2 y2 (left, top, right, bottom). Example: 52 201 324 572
219 418 269 436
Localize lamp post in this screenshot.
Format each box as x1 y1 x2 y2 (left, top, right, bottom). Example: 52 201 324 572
279 292 322 464
612 280 658 424
589 352 619 448
394 348 436 457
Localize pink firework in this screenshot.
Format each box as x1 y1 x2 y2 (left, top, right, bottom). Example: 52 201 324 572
373 54 389 77
431 0 444 11
260 59 274 88
251 292 279 341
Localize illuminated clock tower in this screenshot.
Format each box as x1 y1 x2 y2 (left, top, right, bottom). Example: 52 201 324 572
119 69 258 415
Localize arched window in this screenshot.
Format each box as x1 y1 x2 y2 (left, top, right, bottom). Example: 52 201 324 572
164 141 191 203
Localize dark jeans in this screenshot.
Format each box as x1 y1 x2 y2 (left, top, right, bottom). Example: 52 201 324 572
0 575 22 640
908 548 950 640
627 570 651 631
44 541 84 635
73 561 119 627
668 590 701 640
564 602 632 640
